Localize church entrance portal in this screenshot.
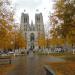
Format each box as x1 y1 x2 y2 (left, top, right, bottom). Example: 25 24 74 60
30 33 35 51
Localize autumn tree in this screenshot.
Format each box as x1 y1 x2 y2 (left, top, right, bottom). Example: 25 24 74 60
50 0 75 47
15 31 27 49
38 35 46 49
0 0 27 51
0 0 14 50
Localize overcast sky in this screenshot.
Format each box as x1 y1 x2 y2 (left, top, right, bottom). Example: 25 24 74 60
12 0 54 33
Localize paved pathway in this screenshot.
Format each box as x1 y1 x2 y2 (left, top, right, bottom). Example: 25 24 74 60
7 54 64 75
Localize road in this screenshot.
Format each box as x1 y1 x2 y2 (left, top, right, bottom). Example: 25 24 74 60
7 54 64 75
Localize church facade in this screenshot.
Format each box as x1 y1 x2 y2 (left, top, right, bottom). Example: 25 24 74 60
20 12 45 51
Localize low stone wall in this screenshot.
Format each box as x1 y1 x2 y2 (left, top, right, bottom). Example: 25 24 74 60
0 56 11 64
44 65 55 75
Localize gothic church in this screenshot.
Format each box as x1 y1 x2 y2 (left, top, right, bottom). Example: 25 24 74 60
20 12 45 51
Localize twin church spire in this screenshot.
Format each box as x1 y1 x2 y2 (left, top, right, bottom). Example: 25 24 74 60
20 12 45 50
20 12 44 31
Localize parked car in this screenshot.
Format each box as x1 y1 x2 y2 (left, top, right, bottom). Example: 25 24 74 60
8 51 15 56
21 51 25 55
1 53 8 56
54 47 64 53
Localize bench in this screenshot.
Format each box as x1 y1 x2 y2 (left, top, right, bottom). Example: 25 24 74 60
0 56 12 64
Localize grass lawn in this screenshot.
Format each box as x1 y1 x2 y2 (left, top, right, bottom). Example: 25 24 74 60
46 54 75 75
62 54 75 61
47 62 75 75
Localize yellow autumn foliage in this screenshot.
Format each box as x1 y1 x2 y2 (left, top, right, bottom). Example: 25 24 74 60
49 38 65 47
38 35 46 48
15 32 27 49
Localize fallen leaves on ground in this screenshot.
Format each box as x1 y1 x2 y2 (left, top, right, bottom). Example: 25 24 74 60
47 62 75 75
0 64 15 75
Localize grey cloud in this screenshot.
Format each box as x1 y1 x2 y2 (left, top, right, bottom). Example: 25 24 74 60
14 0 42 8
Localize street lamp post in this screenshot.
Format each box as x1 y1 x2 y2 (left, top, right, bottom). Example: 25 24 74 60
47 38 49 50
46 34 49 50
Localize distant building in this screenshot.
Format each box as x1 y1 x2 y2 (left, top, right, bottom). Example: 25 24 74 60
20 12 45 51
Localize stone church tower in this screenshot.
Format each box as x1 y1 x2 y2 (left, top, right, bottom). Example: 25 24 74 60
20 12 45 51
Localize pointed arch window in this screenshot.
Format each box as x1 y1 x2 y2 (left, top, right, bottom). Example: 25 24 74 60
24 18 27 23
37 17 40 22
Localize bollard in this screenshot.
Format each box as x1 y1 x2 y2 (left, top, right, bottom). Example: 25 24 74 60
9 57 11 64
